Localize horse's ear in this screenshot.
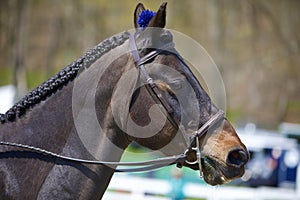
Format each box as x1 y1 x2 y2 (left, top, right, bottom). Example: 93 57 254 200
148 2 167 28
134 3 146 28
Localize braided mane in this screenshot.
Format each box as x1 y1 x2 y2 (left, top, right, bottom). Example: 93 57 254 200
0 32 130 124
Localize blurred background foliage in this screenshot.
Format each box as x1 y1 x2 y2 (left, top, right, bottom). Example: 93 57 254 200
0 0 299 128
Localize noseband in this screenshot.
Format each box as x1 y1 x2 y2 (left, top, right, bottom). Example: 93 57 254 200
0 33 225 177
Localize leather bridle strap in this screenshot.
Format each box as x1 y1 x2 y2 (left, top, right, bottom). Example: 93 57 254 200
0 141 187 172
0 111 224 173
192 110 225 143
129 33 180 130
185 109 224 177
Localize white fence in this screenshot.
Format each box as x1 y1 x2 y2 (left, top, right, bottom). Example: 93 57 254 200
103 173 300 200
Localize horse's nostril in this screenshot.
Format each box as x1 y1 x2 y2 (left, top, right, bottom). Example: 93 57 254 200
227 149 249 167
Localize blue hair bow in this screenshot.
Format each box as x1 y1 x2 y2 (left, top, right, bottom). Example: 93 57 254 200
137 9 156 30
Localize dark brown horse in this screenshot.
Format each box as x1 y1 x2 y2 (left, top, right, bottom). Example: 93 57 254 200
0 3 248 199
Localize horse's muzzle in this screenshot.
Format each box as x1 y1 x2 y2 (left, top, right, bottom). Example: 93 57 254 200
202 147 249 185
226 148 249 168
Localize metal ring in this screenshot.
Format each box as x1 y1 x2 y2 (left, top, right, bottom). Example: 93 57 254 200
184 148 198 165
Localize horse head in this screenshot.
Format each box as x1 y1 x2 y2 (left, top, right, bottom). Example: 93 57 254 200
122 2 249 185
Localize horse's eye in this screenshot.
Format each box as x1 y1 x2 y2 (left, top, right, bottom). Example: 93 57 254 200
169 79 182 90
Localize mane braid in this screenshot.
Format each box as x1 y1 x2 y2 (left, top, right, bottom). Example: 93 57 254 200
0 32 130 124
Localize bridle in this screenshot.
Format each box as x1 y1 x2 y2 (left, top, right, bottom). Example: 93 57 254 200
128 32 225 176
0 32 225 177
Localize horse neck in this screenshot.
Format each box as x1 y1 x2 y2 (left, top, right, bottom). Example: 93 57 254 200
0 81 75 153
0 40 132 199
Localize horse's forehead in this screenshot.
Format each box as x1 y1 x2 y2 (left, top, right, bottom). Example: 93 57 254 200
150 54 196 88
150 54 182 72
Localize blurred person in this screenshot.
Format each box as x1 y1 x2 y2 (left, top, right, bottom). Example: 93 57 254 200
169 168 186 200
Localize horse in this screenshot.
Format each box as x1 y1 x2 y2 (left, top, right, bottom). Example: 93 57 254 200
0 2 248 199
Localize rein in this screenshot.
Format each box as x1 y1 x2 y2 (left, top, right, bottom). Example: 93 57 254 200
0 33 225 175
0 110 223 173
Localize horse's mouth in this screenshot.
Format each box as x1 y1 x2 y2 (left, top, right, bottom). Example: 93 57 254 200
201 156 245 186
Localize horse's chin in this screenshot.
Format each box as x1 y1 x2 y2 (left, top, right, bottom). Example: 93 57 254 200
201 156 245 186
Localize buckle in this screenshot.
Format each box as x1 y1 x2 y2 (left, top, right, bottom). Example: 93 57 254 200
184 136 203 178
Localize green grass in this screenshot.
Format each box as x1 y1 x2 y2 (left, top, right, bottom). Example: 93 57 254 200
0 67 49 89
26 70 48 89
0 67 12 86
287 100 300 111
121 144 206 184
226 109 243 126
